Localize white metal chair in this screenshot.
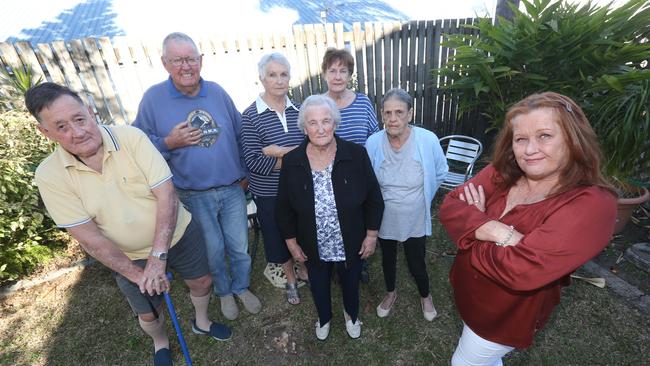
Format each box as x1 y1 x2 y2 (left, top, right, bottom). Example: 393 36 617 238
439 135 483 191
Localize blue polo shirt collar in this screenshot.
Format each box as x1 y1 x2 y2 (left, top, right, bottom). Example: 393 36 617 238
166 77 206 98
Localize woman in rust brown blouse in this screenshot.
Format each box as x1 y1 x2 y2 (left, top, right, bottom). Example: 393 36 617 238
440 92 617 365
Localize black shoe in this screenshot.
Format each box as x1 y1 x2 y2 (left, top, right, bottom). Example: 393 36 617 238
192 319 232 341
154 348 173 366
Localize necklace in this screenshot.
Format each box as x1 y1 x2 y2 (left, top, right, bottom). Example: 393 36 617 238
307 142 337 171
515 181 554 204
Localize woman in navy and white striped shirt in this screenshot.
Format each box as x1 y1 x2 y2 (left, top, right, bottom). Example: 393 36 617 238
241 53 307 305
321 48 380 145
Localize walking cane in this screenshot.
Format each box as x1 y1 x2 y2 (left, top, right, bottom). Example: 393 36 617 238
164 272 193 366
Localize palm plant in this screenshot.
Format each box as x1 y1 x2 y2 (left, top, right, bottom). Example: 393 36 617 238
434 0 650 188
589 77 650 186
0 65 43 111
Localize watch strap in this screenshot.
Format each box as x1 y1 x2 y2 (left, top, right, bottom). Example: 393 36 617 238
150 250 168 260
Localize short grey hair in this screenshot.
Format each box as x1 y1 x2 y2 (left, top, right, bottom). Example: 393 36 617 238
162 32 199 58
381 88 413 110
258 53 291 80
297 95 341 133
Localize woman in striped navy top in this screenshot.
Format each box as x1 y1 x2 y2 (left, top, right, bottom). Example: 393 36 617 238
321 48 380 145
241 53 307 305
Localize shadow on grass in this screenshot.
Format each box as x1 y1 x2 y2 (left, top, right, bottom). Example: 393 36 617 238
1 220 650 365
41 264 148 364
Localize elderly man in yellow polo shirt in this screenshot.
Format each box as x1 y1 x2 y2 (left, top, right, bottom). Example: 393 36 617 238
25 82 231 366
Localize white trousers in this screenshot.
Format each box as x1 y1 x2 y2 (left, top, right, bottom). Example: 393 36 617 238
451 324 515 366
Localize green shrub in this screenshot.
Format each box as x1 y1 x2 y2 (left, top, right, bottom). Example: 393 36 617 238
0 109 66 283
434 0 650 184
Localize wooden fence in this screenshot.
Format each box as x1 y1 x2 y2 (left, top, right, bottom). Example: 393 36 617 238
0 19 480 136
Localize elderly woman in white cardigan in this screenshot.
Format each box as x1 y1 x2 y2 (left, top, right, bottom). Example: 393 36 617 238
365 88 448 322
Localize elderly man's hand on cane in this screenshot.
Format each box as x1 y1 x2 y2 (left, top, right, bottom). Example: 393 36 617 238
139 256 170 296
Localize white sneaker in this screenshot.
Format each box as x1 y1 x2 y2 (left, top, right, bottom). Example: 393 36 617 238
315 320 330 340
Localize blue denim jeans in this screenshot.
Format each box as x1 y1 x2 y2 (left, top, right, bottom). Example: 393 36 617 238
177 183 251 297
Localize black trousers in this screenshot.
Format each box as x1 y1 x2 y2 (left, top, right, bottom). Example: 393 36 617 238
379 236 430 298
305 255 361 325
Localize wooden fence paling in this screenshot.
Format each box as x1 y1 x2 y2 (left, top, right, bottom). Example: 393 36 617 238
0 42 23 72
304 25 321 94
111 37 142 122
283 31 302 102
50 41 85 101
131 40 155 94
423 20 435 131
415 20 427 127
445 19 460 134
406 21 417 123
0 42 28 103
352 23 366 95
437 19 452 135
380 23 389 96
430 19 443 134
0 21 479 136
83 38 124 124
373 22 383 115
292 25 310 100
15 42 46 83
390 22 401 91
0 42 20 104
314 24 328 80
334 23 345 50
399 23 408 91
324 23 335 48
98 37 133 123
363 22 375 106
36 43 66 85
452 18 473 135
69 39 110 123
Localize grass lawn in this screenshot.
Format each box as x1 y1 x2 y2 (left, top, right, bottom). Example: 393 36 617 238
1 215 649 365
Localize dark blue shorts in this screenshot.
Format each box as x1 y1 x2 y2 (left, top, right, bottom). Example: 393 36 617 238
114 219 209 314
254 195 291 264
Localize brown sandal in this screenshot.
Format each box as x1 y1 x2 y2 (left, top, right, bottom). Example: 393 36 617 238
286 282 300 305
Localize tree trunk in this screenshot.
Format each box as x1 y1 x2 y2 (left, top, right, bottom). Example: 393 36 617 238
495 0 520 24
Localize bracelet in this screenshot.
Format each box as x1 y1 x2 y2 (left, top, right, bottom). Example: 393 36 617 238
496 225 515 247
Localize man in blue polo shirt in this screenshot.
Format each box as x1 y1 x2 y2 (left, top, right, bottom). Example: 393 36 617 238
134 32 261 321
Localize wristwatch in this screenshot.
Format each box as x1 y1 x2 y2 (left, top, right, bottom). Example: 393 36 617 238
150 250 168 260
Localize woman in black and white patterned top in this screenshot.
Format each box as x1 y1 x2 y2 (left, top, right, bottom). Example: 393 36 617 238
275 95 384 341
